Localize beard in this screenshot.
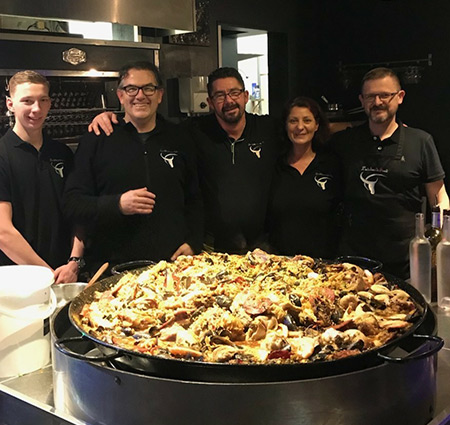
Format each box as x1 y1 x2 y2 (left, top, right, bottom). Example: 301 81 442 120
367 105 396 124
219 102 244 124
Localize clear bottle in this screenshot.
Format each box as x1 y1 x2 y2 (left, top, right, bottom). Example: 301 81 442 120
437 211 450 310
409 212 431 303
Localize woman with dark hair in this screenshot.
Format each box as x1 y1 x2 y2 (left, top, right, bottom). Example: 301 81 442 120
266 96 342 259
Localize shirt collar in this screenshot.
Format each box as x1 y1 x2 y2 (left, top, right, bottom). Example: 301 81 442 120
364 120 403 145
208 112 251 143
9 129 45 152
119 114 164 136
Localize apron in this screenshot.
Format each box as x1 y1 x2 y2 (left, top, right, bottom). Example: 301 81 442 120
340 126 416 279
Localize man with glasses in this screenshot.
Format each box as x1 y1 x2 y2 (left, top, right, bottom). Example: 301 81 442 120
89 66 280 254
333 67 449 279
63 61 203 275
189 67 280 253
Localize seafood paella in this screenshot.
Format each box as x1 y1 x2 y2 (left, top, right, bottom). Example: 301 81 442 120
76 249 421 364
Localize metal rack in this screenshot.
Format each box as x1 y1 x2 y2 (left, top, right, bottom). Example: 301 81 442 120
338 54 433 87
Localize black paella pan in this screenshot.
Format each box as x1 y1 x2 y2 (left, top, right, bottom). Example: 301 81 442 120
55 264 443 383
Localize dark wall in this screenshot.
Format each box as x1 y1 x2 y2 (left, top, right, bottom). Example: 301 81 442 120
141 0 448 190
310 0 450 191
142 0 311 121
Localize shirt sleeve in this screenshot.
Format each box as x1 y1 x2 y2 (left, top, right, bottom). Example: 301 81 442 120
0 154 11 203
421 133 446 183
63 132 122 226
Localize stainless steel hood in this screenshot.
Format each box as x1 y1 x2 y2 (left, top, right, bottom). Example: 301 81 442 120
0 0 196 32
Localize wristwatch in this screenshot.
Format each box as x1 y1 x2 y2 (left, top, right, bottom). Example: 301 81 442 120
67 256 85 270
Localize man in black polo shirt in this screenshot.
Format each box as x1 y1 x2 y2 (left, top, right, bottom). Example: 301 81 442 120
332 67 449 279
188 67 280 253
89 67 280 254
63 62 203 274
0 70 84 282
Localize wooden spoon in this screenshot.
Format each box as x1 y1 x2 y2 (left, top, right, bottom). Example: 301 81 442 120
87 262 109 288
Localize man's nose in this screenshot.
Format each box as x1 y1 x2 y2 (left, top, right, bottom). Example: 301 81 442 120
32 101 42 111
223 93 235 103
373 95 384 106
135 88 147 98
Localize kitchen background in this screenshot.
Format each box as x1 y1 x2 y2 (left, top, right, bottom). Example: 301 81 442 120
0 0 448 193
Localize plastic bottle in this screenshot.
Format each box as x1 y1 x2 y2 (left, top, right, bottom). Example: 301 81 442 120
409 212 431 303
437 210 450 310
254 85 261 100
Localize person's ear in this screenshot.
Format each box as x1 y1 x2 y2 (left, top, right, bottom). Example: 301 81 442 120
116 89 125 106
358 94 364 108
6 96 14 113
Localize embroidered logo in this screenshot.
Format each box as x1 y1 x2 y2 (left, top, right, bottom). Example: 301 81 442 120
360 171 386 195
248 142 263 159
160 150 178 168
314 174 332 191
50 160 65 178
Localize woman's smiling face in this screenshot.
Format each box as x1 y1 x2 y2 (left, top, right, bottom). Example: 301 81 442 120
286 106 319 147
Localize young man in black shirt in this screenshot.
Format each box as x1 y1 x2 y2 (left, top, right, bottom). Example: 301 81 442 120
0 71 83 282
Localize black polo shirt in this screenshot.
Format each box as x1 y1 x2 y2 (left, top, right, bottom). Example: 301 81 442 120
0 129 73 268
187 113 281 253
267 151 342 259
63 116 203 273
332 122 445 278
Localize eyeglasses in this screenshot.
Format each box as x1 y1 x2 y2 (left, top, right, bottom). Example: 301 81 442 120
210 88 244 102
119 84 160 96
362 91 400 103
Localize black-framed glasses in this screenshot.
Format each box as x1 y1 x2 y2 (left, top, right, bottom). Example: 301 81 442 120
362 91 400 103
119 84 160 96
211 88 244 102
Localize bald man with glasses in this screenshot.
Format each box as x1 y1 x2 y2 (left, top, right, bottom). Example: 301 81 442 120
332 67 449 279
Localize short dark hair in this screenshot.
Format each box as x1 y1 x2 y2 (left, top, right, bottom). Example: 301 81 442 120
281 96 330 154
361 67 401 91
207 67 245 96
118 61 163 88
8 70 50 95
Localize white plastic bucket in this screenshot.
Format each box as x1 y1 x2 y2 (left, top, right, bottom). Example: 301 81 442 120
0 265 56 378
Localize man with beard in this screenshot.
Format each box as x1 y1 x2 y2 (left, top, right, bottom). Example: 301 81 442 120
89 67 280 254
332 67 449 279
188 67 280 253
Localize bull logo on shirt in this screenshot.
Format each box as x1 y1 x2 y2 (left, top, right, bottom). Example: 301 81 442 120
50 160 65 178
360 172 386 195
314 174 332 191
248 143 263 159
160 150 178 168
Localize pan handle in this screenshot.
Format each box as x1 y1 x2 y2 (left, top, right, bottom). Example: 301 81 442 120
377 335 444 363
54 335 123 361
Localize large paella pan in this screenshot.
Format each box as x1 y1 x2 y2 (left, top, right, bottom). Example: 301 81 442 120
61 249 434 382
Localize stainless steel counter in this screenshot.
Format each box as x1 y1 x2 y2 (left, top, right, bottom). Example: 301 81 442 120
1 305 450 425
429 306 450 425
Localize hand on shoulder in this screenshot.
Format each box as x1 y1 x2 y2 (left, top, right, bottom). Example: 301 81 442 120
88 111 119 136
